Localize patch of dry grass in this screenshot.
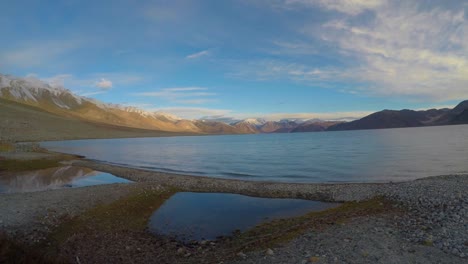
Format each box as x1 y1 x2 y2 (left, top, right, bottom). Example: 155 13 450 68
50 187 178 245
227 197 399 252
0 142 14 152
0 232 65 264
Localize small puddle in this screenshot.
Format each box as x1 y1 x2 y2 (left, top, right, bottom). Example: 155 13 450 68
0 166 131 193
148 192 340 242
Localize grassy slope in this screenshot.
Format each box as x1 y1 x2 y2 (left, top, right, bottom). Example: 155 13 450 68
0 98 193 142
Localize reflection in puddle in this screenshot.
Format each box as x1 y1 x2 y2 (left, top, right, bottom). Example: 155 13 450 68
0 166 131 193
149 192 340 242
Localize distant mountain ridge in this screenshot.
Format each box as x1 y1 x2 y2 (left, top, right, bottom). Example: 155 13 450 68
1 73 467 135
230 118 342 133
327 102 468 131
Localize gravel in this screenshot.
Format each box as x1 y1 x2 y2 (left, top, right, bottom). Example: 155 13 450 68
230 175 467 263
72 160 468 262
0 158 466 263
0 182 141 244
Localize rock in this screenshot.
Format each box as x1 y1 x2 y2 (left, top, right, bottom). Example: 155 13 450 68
309 256 320 262
266 248 274 256
237 252 247 258
177 248 185 254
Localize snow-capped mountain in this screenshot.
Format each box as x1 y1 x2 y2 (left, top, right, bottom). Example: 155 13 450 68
0 74 84 109
0 74 197 132
0 73 354 135
238 118 267 126
0 74 184 122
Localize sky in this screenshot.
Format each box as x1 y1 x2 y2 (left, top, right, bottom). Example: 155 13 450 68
1 0 467 121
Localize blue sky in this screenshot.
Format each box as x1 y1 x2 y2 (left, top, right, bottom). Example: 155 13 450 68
1 0 467 120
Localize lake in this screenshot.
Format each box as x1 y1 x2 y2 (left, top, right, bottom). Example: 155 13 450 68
148 192 339 242
41 125 468 183
0 166 131 193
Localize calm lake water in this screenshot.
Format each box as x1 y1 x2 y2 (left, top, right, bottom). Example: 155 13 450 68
149 192 339 242
0 166 131 193
42 125 468 183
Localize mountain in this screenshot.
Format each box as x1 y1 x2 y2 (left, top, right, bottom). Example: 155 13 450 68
291 121 343 132
328 101 468 131
0 97 186 142
0 74 251 135
261 120 299 133
1 73 467 137
193 120 241 134
230 118 266 133
230 118 303 133
452 109 468 124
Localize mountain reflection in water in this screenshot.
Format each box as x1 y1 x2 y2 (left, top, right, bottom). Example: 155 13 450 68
0 166 131 193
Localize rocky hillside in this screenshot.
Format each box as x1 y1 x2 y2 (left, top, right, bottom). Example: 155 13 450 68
0 74 245 135
291 121 343 132
328 101 468 131
2 74 467 136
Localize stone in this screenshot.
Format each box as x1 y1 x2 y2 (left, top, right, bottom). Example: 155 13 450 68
309 256 320 262
266 248 274 256
237 252 247 258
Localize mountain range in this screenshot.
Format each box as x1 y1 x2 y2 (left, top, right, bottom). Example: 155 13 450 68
0 73 467 138
328 101 468 131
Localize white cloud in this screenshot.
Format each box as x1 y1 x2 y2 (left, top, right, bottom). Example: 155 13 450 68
312 2 468 101
136 87 216 104
280 0 386 15
268 40 318 55
153 106 372 121
95 78 113 89
42 74 74 88
252 1 468 102
0 39 82 68
26 73 142 98
229 60 344 88
186 50 210 59
260 111 372 121
79 91 107 97
151 107 232 119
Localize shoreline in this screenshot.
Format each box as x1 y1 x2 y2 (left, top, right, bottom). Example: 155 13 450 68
1 149 467 263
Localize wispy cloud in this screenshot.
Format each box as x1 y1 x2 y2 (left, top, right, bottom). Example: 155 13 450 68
79 91 107 97
136 87 216 104
260 111 372 121
229 60 344 87
313 2 468 101
30 73 143 98
42 74 74 88
268 40 318 55
160 107 372 121
186 50 211 59
250 1 468 102
95 78 113 89
283 0 386 15
0 39 83 68
152 107 232 119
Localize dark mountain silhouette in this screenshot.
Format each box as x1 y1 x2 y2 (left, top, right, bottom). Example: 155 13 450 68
328 100 468 131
